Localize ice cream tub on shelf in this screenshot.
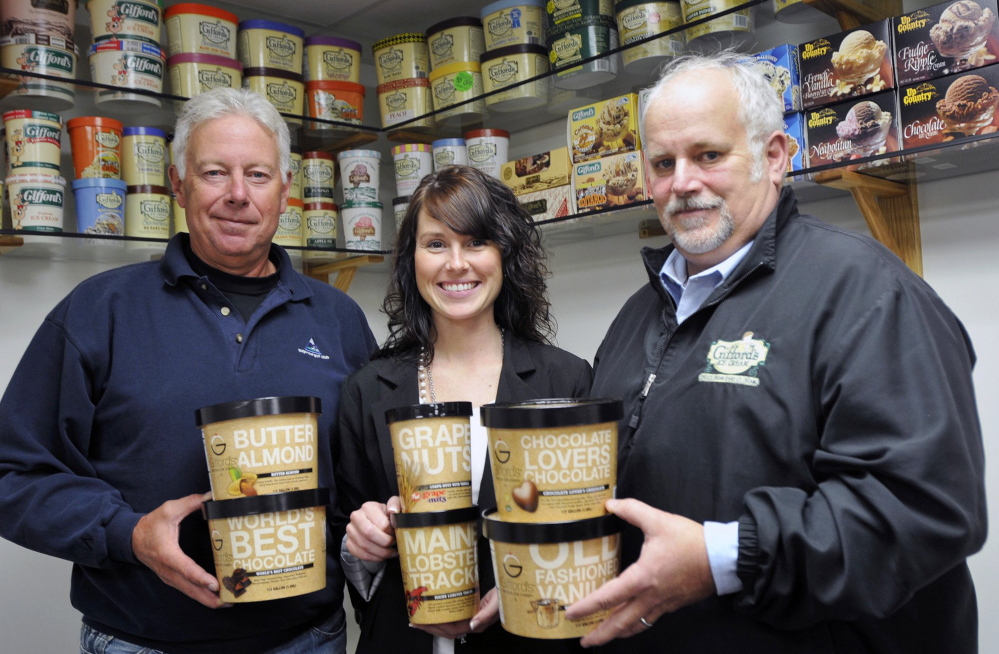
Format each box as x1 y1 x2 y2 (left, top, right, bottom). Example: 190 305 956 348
168 53 243 105
680 0 753 51
6 173 65 232
431 138 468 170
547 16 619 90
3 109 62 176
546 0 615 30
306 80 364 130
426 17 485 71
481 0 546 50
483 511 622 638
238 19 303 74
88 39 166 108
394 506 480 625
67 116 123 179
616 0 685 76
302 151 336 204
480 44 550 112
304 36 362 83
372 33 430 84
342 201 383 251
391 144 433 197
1 0 76 42
87 0 163 45
899 66 999 149
164 3 238 59
893 0 999 87
0 39 78 112
465 128 509 179
72 177 126 236
290 148 303 201
122 126 167 187
805 90 899 167
303 201 338 251
480 398 622 523
752 44 802 113
393 195 410 228
377 77 436 130
337 149 381 204
799 20 895 110
274 197 304 248
243 67 305 125
125 184 170 240
428 61 486 123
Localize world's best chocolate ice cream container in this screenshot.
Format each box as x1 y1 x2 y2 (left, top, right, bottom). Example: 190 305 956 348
899 65 999 148
894 0 999 86
800 20 895 109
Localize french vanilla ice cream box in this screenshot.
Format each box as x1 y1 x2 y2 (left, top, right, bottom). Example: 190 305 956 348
800 20 896 109
753 44 802 113
805 89 900 167
899 64 999 149
893 0 999 86
784 112 807 172
567 94 641 164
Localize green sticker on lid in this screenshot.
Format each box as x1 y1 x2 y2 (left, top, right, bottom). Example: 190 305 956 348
453 71 474 92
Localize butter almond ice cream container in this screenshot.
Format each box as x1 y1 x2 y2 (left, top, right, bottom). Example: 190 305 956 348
164 3 238 59
483 511 622 639
387 402 474 513
481 398 622 523
238 19 304 74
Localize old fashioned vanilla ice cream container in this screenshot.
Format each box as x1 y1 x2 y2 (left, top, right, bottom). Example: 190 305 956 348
89 39 166 108
243 67 304 125
6 173 65 232
3 109 62 176
168 53 243 106
304 36 362 83
391 143 433 197
87 0 162 44
481 0 546 50
125 184 170 240
0 38 78 111
378 77 436 131
274 197 304 248
483 511 622 639
395 506 480 625
616 0 685 75
238 19 303 74
481 398 622 523
373 32 430 84
122 126 167 186
481 44 550 112
426 17 486 71
386 402 474 513
164 3 238 59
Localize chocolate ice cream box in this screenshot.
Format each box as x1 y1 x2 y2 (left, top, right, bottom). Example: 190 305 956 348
753 44 802 113
899 64 999 149
518 185 575 222
893 0 999 86
784 112 807 171
567 93 641 164
571 150 647 213
804 89 900 167
500 147 571 196
800 20 896 110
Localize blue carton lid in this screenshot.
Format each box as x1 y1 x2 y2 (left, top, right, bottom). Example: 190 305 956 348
123 126 167 138
481 0 545 18
71 178 128 191
238 19 305 38
432 138 466 147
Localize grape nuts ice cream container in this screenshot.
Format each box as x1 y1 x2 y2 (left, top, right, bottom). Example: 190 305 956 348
304 36 362 83
386 402 474 513
164 3 238 59
481 398 622 523
616 0 685 75
238 19 303 74
342 201 382 250
125 184 170 240
3 109 62 175
481 0 546 50
480 44 550 112
426 17 486 71
122 126 167 186
338 149 381 203
0 39 78 111
6 173 65 232
465 129 510 179
72 177 126 236
89 39 165 107
372 32 430 84
87 0 163 45
483 511 622 638
395 506 480 625
391 143 433 197
243 67 304 125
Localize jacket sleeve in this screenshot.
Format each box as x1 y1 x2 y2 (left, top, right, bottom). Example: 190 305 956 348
733 276 987 627
0 315 141 568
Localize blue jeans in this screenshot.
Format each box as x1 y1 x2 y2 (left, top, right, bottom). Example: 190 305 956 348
80 613 347 654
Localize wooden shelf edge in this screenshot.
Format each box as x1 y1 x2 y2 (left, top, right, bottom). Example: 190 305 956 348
304 254 386 292
0 77 19 100
0 235 24 255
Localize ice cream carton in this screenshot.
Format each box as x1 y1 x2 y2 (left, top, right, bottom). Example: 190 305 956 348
893 0 999 86
753 44 802 113
567 94 642 165
784 112 807 172
800 20 896 109
571 150 647 213
518 185 575 222
898 65 999 149
805 90 900 167
500 147 571 196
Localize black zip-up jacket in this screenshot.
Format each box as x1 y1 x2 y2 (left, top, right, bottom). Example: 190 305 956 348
591 187 987 653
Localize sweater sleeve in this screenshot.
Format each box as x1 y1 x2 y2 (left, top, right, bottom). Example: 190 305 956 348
0 316 142 568
733 276 987 626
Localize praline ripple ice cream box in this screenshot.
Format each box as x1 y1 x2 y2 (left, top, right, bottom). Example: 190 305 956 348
800 20 895 109
899 64 999 149
805 89 900 167
753 44 802 113
784 112 807 171
893 0 999 86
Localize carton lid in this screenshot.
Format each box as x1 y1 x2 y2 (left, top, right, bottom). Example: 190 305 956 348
165 3 238 23
195 395 321 426
482 510 623 542
202 488 330 520
386 401 473 423
481 397 623 428
394 505 480 528
238 19 305 38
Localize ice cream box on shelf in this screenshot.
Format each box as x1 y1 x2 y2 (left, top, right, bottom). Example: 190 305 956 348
893 0 999 86
571 150 647 214
800 20 896 110
752 44 802 113
898 64 999 149
518 184 575 222
805 90 900 167
567 93 641 165
784 112 807 171
500 147 571 196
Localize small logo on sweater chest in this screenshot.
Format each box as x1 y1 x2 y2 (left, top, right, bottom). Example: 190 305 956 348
298 338 330 360
698 332 769 386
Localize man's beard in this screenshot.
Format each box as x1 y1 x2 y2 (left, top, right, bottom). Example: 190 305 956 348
662 193 734 255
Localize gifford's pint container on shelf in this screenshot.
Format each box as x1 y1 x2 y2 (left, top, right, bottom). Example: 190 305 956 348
121 126 167 187
0 39 79 111
480 0 546 50
238 19 303 74
3 109 62 176
87 0 163 45
67 116 123 179
164 3 239 59
304 36 362 82
372 32 430 84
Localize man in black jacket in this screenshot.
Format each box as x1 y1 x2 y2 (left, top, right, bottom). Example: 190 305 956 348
566 51 987 653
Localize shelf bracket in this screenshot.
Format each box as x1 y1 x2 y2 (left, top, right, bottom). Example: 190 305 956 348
0 235 24 255
802 0 901 28
303 254 385 292
814 168 923 276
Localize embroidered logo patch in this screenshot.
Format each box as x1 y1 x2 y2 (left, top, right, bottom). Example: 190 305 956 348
298 338 330 360
698 331 769 387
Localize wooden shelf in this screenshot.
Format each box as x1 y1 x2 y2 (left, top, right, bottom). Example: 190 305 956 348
802 0 901 28
304 254 386 292
0 236 24 254
0 77 19 99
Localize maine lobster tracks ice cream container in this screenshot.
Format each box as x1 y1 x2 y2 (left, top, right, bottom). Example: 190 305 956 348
394 506 480 625
164 3 238 59
480 398 622 523
482 510 622 639
387 402 474 513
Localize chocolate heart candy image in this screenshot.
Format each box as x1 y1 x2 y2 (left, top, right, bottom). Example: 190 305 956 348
512 480 539 512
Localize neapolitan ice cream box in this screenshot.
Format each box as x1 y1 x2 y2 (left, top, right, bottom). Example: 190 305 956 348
899 64 999 149
800 20 896 109
894 0 999 86
784 112 807 171
567 94 641 164
753 44 802 113
571 150 647 213
805 89 900 167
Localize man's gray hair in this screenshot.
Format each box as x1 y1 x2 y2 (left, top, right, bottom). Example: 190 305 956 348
641 51 785 181
171 87 291 180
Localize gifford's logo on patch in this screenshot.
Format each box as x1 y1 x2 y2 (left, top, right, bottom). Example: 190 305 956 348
698 332 769 387
298 338 330 360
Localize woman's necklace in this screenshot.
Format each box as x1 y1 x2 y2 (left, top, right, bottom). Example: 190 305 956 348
418 328 504 404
